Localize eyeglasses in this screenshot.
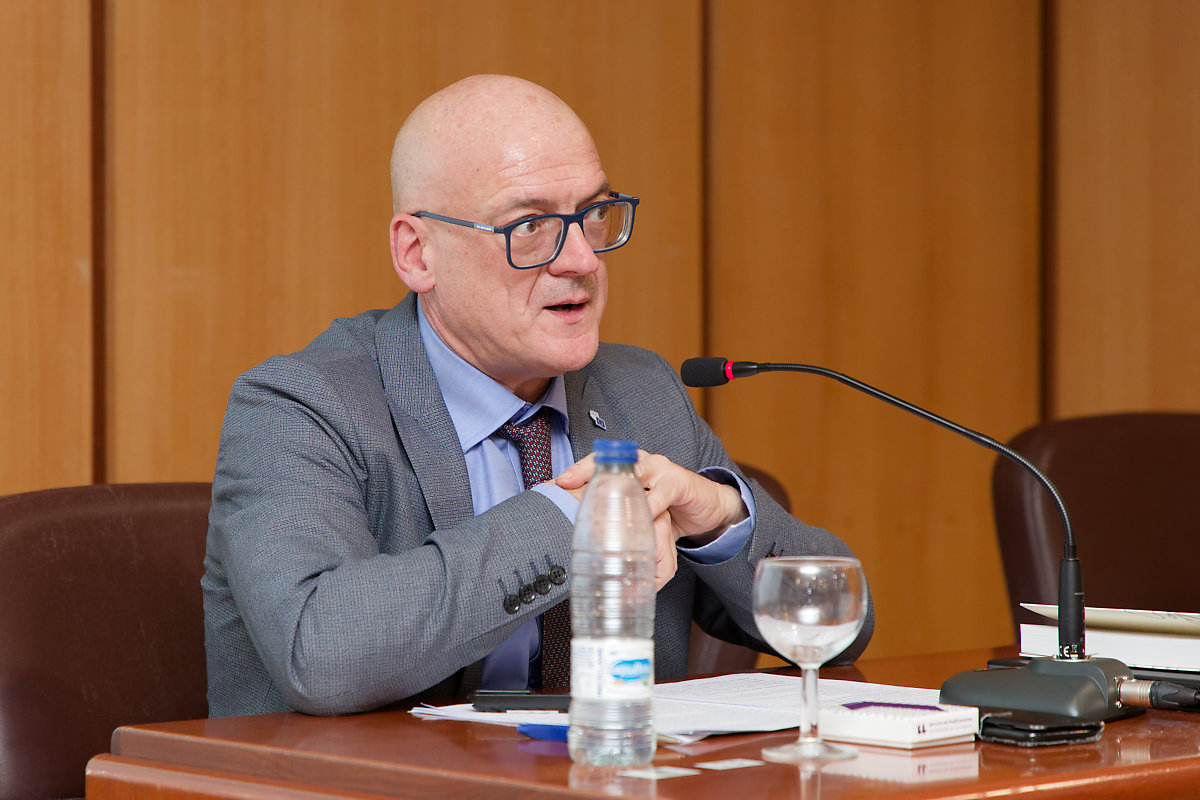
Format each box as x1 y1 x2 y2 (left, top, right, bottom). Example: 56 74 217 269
413 191 639 270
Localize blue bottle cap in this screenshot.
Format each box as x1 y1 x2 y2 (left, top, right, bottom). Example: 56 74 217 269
592 439 638 463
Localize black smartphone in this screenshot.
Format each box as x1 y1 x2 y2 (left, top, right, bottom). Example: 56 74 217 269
978 709 1104 747
470 690 570 712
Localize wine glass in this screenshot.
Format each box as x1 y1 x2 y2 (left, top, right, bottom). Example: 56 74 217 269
752 555 868 763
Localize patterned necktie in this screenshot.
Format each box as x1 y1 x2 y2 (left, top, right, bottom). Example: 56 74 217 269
497 408 571 689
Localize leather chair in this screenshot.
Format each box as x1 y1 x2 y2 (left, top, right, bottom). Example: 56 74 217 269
992 412 1200 638
0 483 211 800
687 462 792 675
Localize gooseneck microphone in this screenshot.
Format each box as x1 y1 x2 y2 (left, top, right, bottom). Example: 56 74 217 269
682 356 1084 660
682 357 1199 720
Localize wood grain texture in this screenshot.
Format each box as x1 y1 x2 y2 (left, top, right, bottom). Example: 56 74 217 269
1050 0 1200 415
88 649 1200 799
0 0 94 495
706 0 1042 658
104 0 702 481
8 0 1196 677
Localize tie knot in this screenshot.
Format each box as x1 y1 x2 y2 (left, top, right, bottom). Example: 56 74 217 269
499 406 552 445
497 407 554 490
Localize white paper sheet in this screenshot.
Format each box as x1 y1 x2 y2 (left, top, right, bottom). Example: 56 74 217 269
1021 603 1200 636
411 673 948 743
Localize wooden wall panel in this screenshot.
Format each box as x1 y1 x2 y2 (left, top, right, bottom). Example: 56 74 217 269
707 0 1042 658
9 0 1193 664
0 0 93 495
1051 0 1200 415
104 0 702 482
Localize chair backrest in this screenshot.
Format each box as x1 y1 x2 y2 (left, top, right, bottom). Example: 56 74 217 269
992 413 1200 637
0 483 211 800
687 462 792 675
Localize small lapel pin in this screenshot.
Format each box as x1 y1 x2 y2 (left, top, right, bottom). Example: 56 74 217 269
588 409 606 430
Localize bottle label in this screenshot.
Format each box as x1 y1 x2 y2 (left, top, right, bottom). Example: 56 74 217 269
570 637 654 700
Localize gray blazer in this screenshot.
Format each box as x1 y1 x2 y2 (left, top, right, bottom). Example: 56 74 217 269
203 292 872 716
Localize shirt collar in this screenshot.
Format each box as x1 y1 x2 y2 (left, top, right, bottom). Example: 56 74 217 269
416 299 568 454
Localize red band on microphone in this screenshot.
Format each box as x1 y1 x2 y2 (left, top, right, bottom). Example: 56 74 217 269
724 361 735 381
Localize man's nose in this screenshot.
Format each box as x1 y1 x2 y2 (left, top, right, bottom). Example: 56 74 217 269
545 221 600 275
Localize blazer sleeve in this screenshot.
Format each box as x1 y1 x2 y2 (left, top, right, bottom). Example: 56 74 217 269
205 353 573 715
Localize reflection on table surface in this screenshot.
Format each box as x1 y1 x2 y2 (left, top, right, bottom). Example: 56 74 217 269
88 647 1200 800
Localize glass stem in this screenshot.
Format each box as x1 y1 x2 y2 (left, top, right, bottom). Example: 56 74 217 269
798 666 820 746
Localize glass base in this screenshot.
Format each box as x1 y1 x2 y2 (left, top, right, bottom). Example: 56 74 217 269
761 738 857 764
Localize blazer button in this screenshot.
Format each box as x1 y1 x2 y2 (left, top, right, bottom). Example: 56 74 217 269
519 584 537 604
533 574 553 595
548 565 567 585
503 594 521 614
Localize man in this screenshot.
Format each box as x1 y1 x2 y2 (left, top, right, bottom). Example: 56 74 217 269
203 74 872 717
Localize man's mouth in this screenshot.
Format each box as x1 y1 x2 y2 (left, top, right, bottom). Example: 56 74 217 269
545 300 587 313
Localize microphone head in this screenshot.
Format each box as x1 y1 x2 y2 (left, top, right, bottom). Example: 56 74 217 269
680 357 731 387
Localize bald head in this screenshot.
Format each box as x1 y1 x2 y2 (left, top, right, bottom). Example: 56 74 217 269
390 75 600 215
386 75 614 402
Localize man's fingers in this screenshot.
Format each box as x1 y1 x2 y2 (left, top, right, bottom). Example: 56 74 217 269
636 451 744 540
652 511 678 590
556 452 597 490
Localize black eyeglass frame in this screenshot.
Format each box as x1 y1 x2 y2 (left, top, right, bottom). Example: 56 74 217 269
412 191 639 270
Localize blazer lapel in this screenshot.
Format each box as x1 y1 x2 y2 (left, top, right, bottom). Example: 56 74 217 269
565 365 618 461
375 294 474 532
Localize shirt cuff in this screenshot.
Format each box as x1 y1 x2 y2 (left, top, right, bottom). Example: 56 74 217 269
533 482 580 524
677 467 756 564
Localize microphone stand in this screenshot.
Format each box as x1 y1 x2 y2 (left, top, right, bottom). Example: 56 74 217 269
696 359 1143 721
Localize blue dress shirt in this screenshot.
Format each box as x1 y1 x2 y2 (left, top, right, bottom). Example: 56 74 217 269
416 302 755 689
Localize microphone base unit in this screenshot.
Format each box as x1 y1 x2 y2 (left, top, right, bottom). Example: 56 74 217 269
940 656 1145 722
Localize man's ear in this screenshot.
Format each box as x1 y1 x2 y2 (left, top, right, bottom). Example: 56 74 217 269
390 213 435 293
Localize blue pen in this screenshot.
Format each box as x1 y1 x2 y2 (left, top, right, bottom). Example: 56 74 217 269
517 723 569 742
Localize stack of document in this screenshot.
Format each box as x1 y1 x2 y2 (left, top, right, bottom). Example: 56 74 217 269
1019 604 1200 672
413 672 977 748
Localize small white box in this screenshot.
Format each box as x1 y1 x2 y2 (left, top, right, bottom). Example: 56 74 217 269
819 701 978 749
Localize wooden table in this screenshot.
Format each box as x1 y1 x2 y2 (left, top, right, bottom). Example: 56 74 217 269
85 647 1200 799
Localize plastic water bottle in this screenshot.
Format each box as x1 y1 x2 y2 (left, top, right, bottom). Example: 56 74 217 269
568 439 657 766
